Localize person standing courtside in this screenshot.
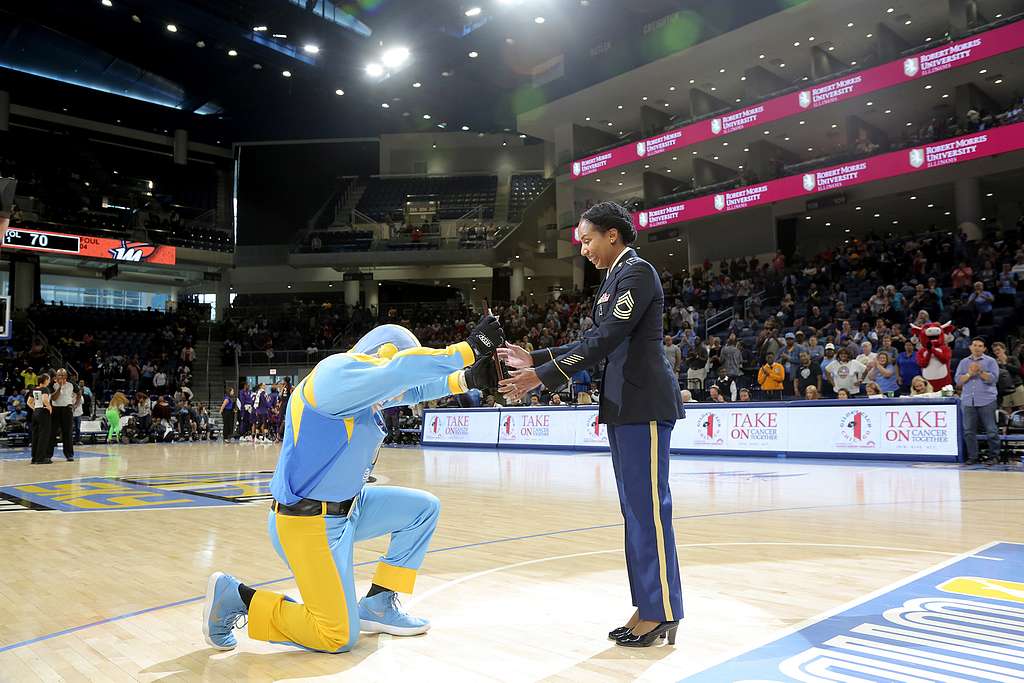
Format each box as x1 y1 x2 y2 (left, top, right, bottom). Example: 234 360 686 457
28 373 53 464
49 368 76 461
955 337 1000 464
498 201 685 647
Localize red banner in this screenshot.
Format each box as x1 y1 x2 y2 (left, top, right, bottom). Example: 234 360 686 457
625 122 1024 232
570 19 1024 179
1 227 176 265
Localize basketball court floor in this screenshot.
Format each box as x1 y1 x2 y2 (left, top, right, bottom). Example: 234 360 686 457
0 441 1022 681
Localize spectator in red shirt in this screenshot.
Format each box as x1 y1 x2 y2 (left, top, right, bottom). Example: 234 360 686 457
951 262 974 292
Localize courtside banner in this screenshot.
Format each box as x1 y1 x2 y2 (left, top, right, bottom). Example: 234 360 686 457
570 18 1024 179
786 401 959 457
670 405 788 453
572 407 610 449
421 408 500 446
497 407 577 447
631 122 1024 231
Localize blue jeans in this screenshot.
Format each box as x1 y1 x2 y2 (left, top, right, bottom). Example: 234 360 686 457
962 400 999 461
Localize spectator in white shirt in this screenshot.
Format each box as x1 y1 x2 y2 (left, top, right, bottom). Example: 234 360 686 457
827 348 868 395
855 341 877 372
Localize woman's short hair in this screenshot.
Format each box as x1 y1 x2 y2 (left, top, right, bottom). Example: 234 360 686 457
580 202 637 244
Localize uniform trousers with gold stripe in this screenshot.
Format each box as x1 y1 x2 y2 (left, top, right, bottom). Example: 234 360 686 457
606 420 683 622
248 486 440 652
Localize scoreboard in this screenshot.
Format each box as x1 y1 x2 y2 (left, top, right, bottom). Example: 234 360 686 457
1 227 176 265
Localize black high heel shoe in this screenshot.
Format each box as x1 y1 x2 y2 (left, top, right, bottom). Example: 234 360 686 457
616 621 679 647
608 626 631 640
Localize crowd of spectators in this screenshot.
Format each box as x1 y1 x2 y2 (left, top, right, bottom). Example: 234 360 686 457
0 303 217 446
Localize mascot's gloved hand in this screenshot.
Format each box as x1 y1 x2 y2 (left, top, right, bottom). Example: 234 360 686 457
465 315 505 361
463 352 501 391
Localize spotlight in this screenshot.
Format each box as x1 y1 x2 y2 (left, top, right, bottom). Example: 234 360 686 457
366 63 385 77
423 114 431 119
282 70 291 77
412 82 421 88
335 89 345 96
227 49 238 56
468 51 479 58
381 46 410 68
465 7 481 16
303 44 320 54
101 0 112 6
461 125 469 130
534 16 545 24
166 23 178 32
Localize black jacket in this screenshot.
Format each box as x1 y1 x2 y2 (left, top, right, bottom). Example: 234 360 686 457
532 248 685 425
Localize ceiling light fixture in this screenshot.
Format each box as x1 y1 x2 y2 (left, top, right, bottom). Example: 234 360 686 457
366 63 385 77
468 51 479 58
382 46 410 68
335 89 345 96
166 23 178 32
227 49 238 56
461 125 469 131
465 7 482 17
101 0 112 6
534 16 545 24
303 44 320 54
253 25 268 32
423 114 431 119
282 70 291 77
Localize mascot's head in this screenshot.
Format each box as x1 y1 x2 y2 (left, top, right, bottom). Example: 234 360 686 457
351 324 420 359
910 321 954 346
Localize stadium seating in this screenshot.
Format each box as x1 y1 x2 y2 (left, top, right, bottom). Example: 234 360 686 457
356 175 498 221
508 174 549 221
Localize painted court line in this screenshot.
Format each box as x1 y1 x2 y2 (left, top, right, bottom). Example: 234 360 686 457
1 497 1022 654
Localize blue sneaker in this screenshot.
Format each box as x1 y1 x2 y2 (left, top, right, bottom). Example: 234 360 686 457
203 572 248 650
358 591 430 636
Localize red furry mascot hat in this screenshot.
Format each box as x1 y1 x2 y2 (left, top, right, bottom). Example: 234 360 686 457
910 322 954 390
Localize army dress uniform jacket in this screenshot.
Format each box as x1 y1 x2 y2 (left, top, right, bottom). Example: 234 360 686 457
531 248 685 425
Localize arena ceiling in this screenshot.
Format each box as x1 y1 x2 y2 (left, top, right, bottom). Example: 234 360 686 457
1 0 796 143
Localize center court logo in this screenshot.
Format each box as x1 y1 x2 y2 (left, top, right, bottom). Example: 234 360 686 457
839 410 875 447
572 161 581 177
802 173 816 191
635 141 646 157
638 211 649 228
798 90 812 108
903 56 920 77
713 194 726 211
710 118 722 135
909 148 925 168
